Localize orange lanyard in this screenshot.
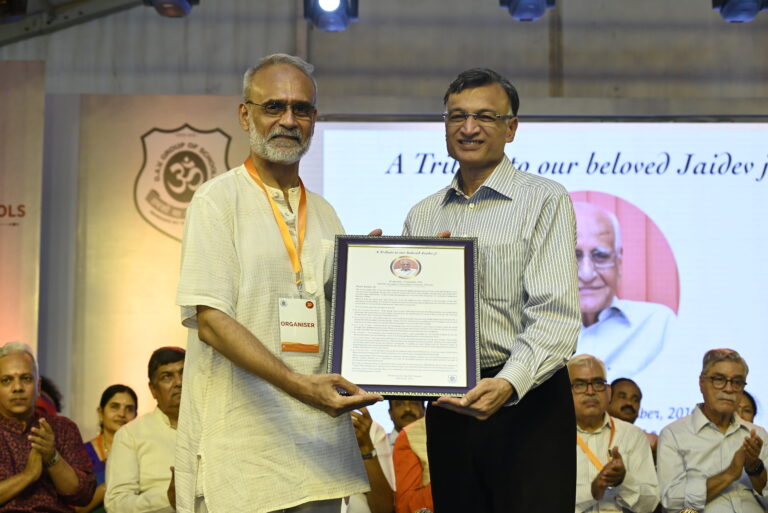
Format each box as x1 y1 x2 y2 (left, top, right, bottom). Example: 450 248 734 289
576 416 615 471
95 433 107 461
244 156 307 290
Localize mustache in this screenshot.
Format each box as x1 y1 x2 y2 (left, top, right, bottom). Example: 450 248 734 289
268 127 302 141
621 405 637 414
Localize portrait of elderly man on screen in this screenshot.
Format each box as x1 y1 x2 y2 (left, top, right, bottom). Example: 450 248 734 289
574 201 676 378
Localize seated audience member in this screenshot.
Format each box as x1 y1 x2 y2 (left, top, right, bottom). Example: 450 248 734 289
607 378 658 454
0 341 95 511
36 376 64 416
394 416 432 513
568 354 659 513
657 349 767 513
347 400 426 513
76 385 138 513
105 347 184 513
737 390 757 423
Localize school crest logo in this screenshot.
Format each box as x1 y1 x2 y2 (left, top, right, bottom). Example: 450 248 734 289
135 124 231 241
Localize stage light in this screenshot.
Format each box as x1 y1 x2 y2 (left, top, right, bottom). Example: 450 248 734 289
499 0 555 21
143 0 199 18
0 0 27 23
304 0 358 32
712 0 768 22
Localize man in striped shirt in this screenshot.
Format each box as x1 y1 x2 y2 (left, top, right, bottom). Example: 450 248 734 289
403 67 581 513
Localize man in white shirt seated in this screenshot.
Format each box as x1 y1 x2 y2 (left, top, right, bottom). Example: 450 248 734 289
574 201 676 378
568 354 658 513
657 348 767 513
346 400 426 513
105 346 184 513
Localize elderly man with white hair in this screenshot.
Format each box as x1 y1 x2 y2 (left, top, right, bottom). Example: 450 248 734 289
568 354 658 513
657 348 767 512
176 54 381 513
573 201 676 377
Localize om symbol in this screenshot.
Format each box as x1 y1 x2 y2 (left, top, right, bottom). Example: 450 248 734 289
163 151 207 203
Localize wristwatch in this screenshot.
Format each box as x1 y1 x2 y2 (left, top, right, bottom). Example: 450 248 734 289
44 451 60 467
746 461 765 476
361 449 377 460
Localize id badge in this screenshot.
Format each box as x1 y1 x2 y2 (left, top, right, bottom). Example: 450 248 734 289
279 297 320 353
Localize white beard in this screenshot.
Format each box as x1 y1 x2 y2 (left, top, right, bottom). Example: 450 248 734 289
248 117 311 165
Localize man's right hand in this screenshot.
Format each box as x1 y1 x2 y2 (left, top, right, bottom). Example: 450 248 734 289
289 373 382 417
24 448 43 483
727 447 747 481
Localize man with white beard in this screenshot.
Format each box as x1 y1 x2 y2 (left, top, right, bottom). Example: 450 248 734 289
175 54 382 513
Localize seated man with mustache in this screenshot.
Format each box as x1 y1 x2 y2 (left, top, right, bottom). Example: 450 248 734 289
657 349 768 513
105 347 184 513
607 378 658 456
568 354 659 513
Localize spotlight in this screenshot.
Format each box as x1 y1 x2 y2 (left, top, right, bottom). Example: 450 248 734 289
712 0 768 22
304 0 358 32
500 0 555 21
143 0 199 18
0 0 27 23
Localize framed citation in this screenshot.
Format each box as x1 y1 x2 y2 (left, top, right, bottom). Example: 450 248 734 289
329 235 479 397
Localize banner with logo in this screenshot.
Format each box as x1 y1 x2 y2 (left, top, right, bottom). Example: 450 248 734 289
0 62 45 350
74 95 248 430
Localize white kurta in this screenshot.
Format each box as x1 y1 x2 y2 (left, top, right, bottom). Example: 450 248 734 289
176 165 368 513
105 407 176 513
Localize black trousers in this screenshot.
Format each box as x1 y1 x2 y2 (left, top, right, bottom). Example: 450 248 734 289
426 366 575 513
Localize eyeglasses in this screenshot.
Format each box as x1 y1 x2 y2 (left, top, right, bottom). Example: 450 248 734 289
442 111 515 126
575 249 618 269
245 100 316 119
703 376 747 391
571 379 608 394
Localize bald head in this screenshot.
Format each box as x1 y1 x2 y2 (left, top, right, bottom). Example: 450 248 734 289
574 202 623 326
573 202 622 252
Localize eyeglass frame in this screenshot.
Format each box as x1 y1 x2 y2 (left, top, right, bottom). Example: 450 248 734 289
575 248 620 269
244 99 317 119
442 110 516 125
570 379 609 394
701 375 747 391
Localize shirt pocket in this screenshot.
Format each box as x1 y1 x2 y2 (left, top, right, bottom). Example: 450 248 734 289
479 242 526 302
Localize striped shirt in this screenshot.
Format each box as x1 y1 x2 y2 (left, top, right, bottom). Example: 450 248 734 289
403 155 581 403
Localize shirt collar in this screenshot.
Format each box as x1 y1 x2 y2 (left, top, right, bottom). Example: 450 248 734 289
153 406 174 429
0 409 44 434
596 297 631 324
576 412 612 434
692 403 746 435
441 155 518 205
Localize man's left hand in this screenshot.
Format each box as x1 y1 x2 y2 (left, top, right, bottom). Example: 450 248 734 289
351 408 375 454
600 447 626 487
743 429 764 470
29 418 57 464
433 378 513 420
167 466 176 509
